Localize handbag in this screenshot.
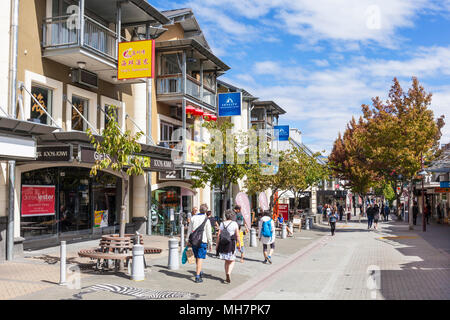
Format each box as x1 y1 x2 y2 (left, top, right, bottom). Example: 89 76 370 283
182 246 188 265
186 247 195 264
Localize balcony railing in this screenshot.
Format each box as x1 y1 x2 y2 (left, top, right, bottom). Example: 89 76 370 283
43 15 118 61
156 74 217 107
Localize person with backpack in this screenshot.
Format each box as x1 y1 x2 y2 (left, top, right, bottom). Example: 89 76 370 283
216 209 241 283
187 204 212 283
258 210 275 264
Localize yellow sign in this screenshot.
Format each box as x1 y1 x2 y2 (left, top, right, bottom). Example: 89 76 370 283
117 40 154 80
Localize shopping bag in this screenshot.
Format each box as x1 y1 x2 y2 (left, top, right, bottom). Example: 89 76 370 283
186 247 195 264
182 246 188 265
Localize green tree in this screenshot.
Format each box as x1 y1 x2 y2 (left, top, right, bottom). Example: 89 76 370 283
86 105 147 238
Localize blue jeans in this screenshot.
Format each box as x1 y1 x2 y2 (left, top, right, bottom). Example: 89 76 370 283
368 217 374 228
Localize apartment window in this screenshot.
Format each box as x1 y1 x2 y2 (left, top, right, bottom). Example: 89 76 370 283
71 95 88 131
160 121 177 142
160 54 182 75
30 85 53 125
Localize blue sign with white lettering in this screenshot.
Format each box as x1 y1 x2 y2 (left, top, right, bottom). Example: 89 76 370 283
440 181 450 188
218 92 242 117
274 125 289 141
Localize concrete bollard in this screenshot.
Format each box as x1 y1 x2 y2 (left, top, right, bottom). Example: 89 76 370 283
59 241 66 286
281 223 287 239
306 218 310 230
288 221 293 233
168 237 179 270
131 243 145 281
250 228 257 247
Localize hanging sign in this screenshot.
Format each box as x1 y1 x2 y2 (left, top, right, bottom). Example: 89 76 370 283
440 181 450 188
117 39 155 80
218 92 242 117
36 145 72 161
21 185 55 217
274 125 289 141
258 192 269 211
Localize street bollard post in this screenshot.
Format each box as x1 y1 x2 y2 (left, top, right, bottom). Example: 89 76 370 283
281 223 287 239
288 221 293 233
168 237 179 270
250 228 257 247
179 213 184 255
305 217 310 230
131 243 145 281
59 241 67 286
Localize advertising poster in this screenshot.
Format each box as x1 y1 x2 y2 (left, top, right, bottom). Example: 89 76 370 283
258 192 269 211
21 185 55 217
94 210 108 228
218 92 242 117
117 39 155 80
274 125 290 141
278 204 289 221
235 192 251 228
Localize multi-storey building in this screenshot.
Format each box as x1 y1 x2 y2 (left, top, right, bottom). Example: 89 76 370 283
0 1 229 259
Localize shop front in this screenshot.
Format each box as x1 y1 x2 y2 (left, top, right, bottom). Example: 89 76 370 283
19 166 122 249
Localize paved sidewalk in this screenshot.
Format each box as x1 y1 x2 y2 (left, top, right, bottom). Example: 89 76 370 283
2 230 325 300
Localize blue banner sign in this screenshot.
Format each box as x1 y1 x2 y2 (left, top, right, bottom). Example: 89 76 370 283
440 181 450 188
274 125 289 141
218 92 242 117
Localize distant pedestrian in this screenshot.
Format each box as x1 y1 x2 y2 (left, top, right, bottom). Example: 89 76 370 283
233 205 242 222
384 204 390 221
374 207 380 229
367 205 374 229
426 203 431 224
437 203 443 224
217 209 241 283
258 210 275 264
413 202 419 225
338 204 344 221
187 207 198 225
327 206 339 236
187 204 212 283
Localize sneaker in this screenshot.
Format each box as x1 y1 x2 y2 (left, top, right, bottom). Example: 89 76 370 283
263 259 268 264
195 276 203 283
267 256 272 264
199 271 204 278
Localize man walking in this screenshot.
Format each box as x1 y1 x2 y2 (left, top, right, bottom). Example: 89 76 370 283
187 204 212 283
338 204 344 221
367 204 374 229
384 203 390 221
258 210 275 264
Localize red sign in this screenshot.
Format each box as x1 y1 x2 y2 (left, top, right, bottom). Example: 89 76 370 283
21 185 55 217
278 204 289 221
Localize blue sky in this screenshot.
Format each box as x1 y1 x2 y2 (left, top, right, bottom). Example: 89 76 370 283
150 0 450 154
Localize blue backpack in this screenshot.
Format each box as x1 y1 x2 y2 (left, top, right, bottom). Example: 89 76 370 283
261 219 273 237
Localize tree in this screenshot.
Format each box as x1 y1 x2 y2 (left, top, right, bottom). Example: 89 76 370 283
360 77 445 214
285 144 329 213
86 105 147 238
329 116 380 216
190 120 249 219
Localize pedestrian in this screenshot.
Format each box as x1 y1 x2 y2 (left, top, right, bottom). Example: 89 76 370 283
258 210 275 264
426 202 431 224
374 206 380 229
327 206 339 236
322 204 328 222
277 215 293 236
187 204 212 283
216 209 241 283
437 203 442 224
233 205 241 222
338 204 344 221
367 204 374 229
384 203 390 221
187 206 198 225
412 202 418 225
206 210 219 234
325 204 332 223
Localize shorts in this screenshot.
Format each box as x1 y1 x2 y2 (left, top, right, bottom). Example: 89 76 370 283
192 243 207 259
263 243 275 252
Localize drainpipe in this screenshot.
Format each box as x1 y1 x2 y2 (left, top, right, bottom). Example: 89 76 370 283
7 0 19 261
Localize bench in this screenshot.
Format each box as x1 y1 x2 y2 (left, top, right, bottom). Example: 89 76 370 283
78 234 162 272
292 215 302 232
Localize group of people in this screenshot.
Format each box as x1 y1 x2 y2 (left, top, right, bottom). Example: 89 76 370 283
186 205 278 284
366 203 391 230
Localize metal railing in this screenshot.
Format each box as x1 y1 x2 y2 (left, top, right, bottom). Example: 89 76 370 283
156 75 217 107
42 15 118 60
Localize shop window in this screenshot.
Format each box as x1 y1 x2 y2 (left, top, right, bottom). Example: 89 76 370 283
71 95 88 131
30 85 53 124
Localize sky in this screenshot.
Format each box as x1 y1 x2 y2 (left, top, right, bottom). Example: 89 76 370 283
149 0 450 154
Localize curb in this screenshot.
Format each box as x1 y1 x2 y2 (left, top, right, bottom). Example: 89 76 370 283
216 234 329 300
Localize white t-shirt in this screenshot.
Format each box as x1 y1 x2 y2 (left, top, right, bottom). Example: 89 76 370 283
258 216 275 245
220 220 239 237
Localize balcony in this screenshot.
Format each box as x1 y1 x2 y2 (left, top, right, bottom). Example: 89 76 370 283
156 74 217 108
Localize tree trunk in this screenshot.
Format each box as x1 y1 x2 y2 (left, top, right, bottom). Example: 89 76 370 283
120 176 129 238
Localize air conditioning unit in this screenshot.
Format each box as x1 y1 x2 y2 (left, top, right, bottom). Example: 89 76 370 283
170 106 182 119
71 68 98 89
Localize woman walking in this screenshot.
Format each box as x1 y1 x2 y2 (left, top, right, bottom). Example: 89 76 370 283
328 205 339 236
216 209 242 284
374 205 380 229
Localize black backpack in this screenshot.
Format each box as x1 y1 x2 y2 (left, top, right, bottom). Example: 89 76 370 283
189 216 208 247
219 222 233 247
